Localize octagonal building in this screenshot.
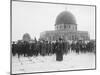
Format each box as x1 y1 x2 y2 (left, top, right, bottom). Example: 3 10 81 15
39 11 90 41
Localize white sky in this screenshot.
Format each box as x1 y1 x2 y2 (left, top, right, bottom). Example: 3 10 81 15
12 1 95 41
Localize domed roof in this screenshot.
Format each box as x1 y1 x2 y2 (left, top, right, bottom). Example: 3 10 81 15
55 11 76 25
22 33 31 42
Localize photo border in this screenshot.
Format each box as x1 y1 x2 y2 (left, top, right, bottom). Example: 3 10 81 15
10 0 97 74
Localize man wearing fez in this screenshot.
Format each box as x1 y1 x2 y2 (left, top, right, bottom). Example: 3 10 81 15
55 38 64 61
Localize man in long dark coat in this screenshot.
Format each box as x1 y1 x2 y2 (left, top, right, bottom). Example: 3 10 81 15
33 42 39 56
41 41 47 56
55 39 64 61
63 41 70 54
12 41 17 56
71 41 76 52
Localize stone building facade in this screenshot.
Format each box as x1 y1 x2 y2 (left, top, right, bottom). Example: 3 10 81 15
39 11 90 41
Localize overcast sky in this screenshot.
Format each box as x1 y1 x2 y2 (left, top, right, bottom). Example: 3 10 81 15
12 1 95 41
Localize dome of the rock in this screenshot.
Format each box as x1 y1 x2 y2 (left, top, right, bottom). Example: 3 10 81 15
55 11 77 25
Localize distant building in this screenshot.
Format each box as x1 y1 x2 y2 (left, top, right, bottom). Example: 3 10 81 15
39 11 90 41
22 33 37 43
22 33 31 42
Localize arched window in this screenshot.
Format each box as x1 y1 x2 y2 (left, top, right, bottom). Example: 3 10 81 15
69 25 70 28
72 35 74 40
53 36 55 40
64 25 66 28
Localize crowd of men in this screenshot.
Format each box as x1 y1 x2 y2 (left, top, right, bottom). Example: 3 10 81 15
12 39 96 61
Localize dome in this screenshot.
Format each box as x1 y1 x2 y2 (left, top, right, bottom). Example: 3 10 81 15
55 11 76 25
22 33 31 42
